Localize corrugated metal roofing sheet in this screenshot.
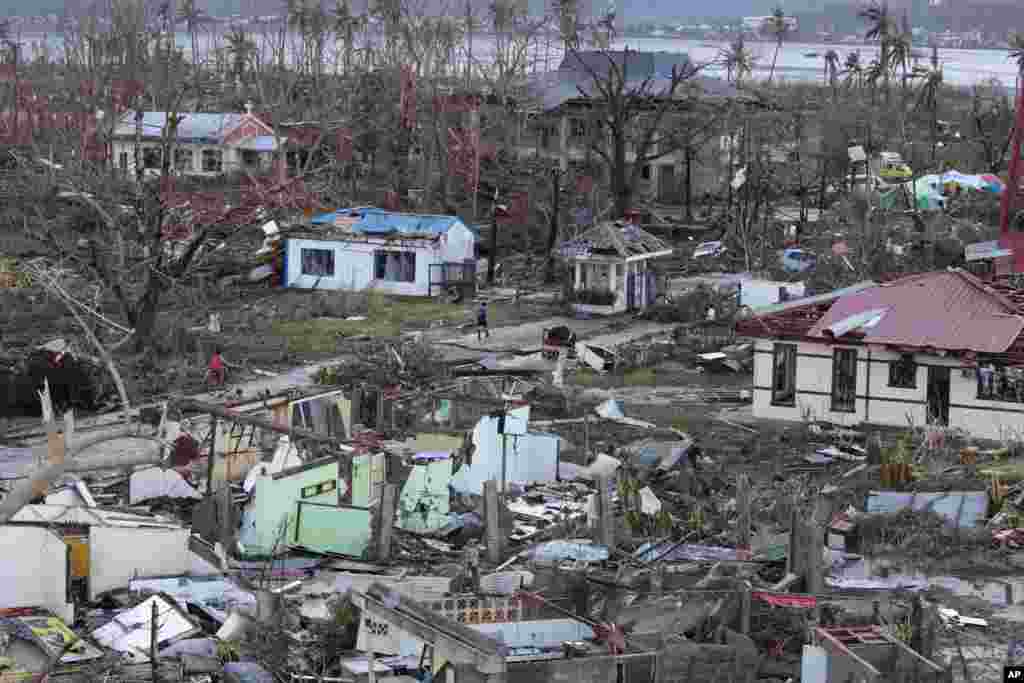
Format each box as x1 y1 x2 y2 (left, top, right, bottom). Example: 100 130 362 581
805 270 1024 353
865 490 988 528
310 207 463 237
113 111 243 142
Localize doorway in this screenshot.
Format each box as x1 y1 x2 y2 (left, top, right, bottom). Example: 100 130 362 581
926 366 950 426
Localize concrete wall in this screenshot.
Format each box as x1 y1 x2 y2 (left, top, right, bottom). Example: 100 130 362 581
0 527 73 622
285 222 474 296
750 339 1024 439
89 526 191 600
239 460 345 554
111 141 272 177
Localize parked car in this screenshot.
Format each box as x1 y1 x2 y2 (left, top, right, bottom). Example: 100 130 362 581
780 248 818 273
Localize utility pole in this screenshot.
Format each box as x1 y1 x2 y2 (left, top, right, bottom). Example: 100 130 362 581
545 166 563 282
150 599 159 682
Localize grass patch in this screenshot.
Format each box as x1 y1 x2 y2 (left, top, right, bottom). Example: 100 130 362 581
573 369 600 387
623 368 656 386
272 292 467 352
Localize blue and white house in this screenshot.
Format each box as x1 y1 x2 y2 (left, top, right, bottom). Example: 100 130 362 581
285 207 477 297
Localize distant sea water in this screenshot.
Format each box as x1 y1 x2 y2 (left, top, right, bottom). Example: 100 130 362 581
17 31 1021 92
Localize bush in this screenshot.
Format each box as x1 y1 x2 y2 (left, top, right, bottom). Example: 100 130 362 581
570 288 616 306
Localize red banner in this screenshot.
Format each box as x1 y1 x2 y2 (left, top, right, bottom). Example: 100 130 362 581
399 65 416 129
287 125 321 148
335 128 353 162
496 191 529 225
447 127 480 195
752 592 817 609
433 93 482 113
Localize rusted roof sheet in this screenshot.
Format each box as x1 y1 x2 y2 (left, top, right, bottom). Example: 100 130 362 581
805 270 1024 354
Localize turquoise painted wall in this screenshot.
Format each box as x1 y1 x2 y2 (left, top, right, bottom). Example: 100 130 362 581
293 504 372 556
241 460 343 553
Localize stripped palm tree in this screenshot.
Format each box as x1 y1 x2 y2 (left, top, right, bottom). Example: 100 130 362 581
823 49 840 90
766 5 788 83
915 44 944 164
859 0 894 99
843 50 863 89
720 34 754 87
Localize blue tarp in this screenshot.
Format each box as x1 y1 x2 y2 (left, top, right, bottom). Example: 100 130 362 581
865 490 988 528
311 207 463 237
526 541 610 563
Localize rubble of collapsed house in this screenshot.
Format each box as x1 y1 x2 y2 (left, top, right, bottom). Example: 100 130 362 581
4 326 1024 683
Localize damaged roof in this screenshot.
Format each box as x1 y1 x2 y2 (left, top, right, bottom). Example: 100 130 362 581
113 111 245 142
309 207 468 239
566 221 671 259
738 269 1024 355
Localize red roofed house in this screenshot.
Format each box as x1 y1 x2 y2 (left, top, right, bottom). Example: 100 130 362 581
735 269 1024 439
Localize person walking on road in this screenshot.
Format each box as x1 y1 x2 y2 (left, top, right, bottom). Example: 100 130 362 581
476 302 490 342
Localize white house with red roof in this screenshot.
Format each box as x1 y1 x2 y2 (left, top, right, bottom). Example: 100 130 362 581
110 103 281 178
735 269 1024 439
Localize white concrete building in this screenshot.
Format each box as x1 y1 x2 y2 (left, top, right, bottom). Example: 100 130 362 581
110 104 280 178
736 270 1024 440
284 207 477 297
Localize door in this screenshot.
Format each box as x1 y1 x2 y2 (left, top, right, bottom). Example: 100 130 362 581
658 164 676 203
626 271 637 310
927 366 951 426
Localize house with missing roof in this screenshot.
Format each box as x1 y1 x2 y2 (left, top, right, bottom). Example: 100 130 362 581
110 103 280 178
559 221 673 314
735 270 1024 439
522 51 739 208
284 207 477 297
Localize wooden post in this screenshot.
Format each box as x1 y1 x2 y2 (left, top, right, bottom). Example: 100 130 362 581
376 483 397 562
484 480 502 563
740 582 751 635
206 417 218 495
150 599 159 682
736 474 751 554
376 391 385 432
219 484 233 551
806 518 824 625
596 475 615 548
785 504 799 577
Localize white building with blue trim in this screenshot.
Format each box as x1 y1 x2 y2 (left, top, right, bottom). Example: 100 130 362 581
284 208 477 297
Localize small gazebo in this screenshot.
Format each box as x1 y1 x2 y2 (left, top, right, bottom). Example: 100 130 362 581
559 221 673 314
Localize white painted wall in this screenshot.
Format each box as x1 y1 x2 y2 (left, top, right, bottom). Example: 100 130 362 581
285 222 476 297
0 527 73 622
111 141 271 176
89 527 191 600
750 339 1024 439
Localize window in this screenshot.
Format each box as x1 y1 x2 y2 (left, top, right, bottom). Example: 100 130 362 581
771 343 797 406
241 150 261 169
641 164 652 181
977 362 1024 403
300 248 335 277
831 348 858 412
570 118 586 138
374 250 416 283
142 147 162 169
202 148 223 173
118 152 128 171
889 355 917 388
174 148 193 172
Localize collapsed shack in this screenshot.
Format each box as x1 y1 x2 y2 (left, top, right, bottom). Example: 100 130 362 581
1 346 110 418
